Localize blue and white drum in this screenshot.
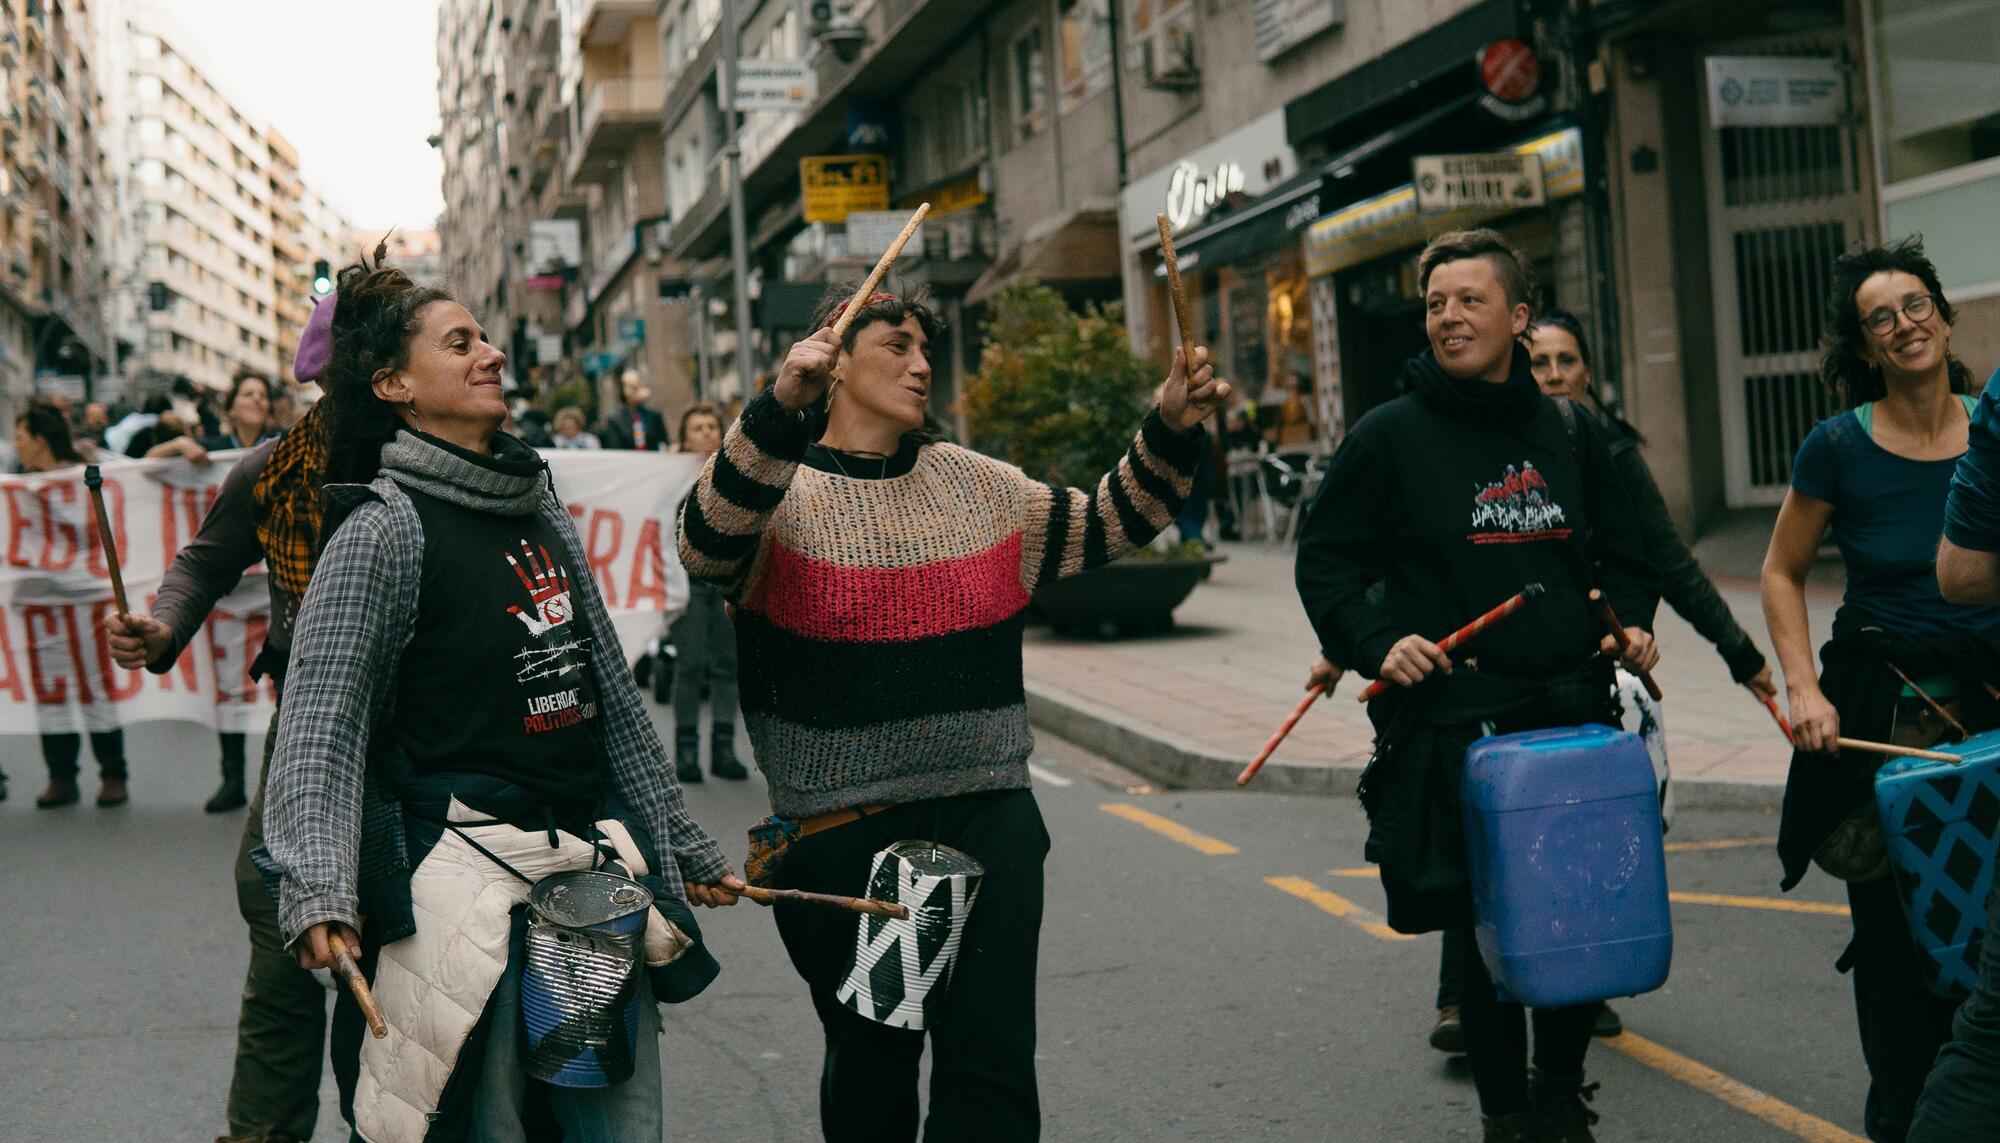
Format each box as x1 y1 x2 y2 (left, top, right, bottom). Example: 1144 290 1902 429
835 840 985 1030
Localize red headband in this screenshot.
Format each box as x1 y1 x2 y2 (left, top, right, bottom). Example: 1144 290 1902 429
864 291 897 306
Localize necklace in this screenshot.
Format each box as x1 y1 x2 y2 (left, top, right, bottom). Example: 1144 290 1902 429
823 444 889 480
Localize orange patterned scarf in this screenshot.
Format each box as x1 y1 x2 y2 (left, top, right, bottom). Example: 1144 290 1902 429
252 401 328 601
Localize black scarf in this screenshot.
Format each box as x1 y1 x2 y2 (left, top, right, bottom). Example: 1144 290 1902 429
1405 343 1541 423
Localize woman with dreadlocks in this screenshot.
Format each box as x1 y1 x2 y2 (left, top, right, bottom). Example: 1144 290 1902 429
678 283 1228 1142
260 243 732 1142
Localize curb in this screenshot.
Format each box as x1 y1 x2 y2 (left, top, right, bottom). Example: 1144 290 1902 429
1025 681 1788 812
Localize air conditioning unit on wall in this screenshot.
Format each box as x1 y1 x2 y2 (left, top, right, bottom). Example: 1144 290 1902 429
1141 21 1200 92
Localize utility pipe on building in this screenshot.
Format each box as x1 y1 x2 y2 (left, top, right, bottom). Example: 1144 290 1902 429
717 0 757 402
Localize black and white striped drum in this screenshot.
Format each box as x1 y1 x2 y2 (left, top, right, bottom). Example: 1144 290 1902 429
835 840 985 1029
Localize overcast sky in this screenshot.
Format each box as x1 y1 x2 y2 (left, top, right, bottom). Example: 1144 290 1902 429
149 0 446 233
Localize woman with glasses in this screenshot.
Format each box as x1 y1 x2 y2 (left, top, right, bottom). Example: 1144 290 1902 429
1761 238 2000 1143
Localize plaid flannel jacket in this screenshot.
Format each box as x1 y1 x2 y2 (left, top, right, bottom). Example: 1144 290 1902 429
262 476 731 944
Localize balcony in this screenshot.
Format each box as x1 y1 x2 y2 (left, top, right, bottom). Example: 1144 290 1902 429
577 0 651 48
566 77 663 185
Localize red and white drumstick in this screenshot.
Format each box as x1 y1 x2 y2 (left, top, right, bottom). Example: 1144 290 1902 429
1237 684 1326 787
1355 584 1547 703
1760 692 1795 745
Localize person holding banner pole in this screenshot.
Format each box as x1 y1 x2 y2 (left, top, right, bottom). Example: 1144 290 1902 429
106 391 330 1143
12 400 132 809
677 284 1227 1142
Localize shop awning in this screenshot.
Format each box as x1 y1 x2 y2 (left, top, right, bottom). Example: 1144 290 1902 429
1149 168 1325 279
966 209 1120 305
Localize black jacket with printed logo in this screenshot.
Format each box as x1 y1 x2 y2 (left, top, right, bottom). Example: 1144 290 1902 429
1297 346 1658 682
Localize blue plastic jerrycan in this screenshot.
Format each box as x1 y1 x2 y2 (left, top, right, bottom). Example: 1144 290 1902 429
1875 727 2000 998
1462 724 1673 1008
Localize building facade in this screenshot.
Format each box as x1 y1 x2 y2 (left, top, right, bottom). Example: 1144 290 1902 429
0 0 114 420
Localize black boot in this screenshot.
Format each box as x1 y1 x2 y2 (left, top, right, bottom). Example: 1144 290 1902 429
1480 1112 1536 1143
1528 1069 1600 1143
675 726 703 784
205 752 247 813
710 722 747 780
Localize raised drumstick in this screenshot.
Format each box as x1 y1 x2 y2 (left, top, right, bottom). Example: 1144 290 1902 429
82 466 130 621
1237 684 1326 787
1155 214 1199 387
328 931 388 1039
1356 584 1547 703
830 203 929 340
736 883 908 919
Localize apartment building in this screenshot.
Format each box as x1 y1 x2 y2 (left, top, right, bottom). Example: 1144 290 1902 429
0 0 113 414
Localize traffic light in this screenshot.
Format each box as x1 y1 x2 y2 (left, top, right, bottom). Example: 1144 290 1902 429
312 258 333 295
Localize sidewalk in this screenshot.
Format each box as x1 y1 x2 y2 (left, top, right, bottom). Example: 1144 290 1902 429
1022 542 1840 808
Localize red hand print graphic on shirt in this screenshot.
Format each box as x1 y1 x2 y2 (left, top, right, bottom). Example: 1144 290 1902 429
506 541 575 636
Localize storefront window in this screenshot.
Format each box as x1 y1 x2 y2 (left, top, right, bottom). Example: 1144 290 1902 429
1871 0 2000 184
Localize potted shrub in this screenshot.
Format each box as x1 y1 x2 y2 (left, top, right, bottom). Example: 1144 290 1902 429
962 281 1222 638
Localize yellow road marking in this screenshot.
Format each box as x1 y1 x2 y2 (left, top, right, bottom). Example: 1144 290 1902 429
1098 803 1238 855
1665 837 1777 853
1604 1031 1866 1142
1671 891 1849 917
1265 876 1415 942
1328 866 1379 879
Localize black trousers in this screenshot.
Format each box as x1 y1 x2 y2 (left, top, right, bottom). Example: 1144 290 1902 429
1910 878 2000 1141
773 789 1049 1143
41 730 126 781
1454 927 1598 1116
1846 874 1962 1142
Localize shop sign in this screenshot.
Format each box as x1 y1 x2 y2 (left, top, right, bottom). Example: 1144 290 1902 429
898 173 988 216
528 219 582 275
730 58 815 112
1305 127 1582 278
1165 160 1247 232
618 315 646 344
801 154 889 223
1705 55 1844 128
1253 0 1344 64
846 210 927 260
1414 152 1545 213
1478 38 1547 123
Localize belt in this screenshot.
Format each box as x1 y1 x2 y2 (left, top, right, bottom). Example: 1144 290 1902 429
799 804 889 837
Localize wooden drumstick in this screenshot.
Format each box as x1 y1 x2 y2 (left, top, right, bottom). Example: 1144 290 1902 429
1760 692 1961 762
1237 684 1326 787
830 203 929 341
1590 589 1662 701
1155 214 1199 386
736 884 909 919
82 466 130 621
328 931 388 1039
1357 584 1547 703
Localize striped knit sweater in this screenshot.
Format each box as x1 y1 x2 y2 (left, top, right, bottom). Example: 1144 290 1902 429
678 391 1204 817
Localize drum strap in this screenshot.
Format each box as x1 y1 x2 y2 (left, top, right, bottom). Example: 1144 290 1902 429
441 815 619 888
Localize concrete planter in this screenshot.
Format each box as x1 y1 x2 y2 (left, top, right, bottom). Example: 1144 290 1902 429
1031 554 1225 638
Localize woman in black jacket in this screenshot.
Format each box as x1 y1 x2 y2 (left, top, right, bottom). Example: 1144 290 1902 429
1296 230 1659 1143
1528 310 1773 699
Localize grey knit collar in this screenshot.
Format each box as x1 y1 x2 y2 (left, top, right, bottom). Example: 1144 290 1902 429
379 428 548 517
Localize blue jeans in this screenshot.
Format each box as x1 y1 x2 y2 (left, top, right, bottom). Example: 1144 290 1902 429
1909 878 2000 1141
468 942 664 1142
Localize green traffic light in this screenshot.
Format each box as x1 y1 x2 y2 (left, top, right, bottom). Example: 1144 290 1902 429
313 277 333 294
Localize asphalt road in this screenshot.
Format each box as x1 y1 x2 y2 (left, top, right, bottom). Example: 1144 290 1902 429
0 716 1873 1141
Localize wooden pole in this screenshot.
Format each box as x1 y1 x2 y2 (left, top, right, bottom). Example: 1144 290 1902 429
1356 584 1547 703
329 931 388 1040
1760 692 1960 762
1237 684 1326 787
736 883 909 919
1590 588 1662 700
1154 214 1198 387
830 203 930 341
82 466 130 621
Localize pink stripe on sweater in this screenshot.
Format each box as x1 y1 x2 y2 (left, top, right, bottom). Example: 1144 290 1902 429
749 535 1030 642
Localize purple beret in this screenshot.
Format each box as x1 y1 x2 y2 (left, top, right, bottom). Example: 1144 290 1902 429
293 293 336 382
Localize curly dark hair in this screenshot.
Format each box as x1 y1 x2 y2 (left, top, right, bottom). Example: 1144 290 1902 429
800 282 945 446
15 400 84 465
225 368 272 415
322 239 452 484
1821 236 1970 409
677 402 723 443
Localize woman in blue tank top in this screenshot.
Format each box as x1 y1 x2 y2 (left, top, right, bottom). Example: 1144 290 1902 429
1761 238 2000 1143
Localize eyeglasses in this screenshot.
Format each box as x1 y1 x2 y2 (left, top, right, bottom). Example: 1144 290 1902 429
1861 294 1938 337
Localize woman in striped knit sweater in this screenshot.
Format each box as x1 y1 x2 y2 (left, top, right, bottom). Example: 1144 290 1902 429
679 286 1228 1141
